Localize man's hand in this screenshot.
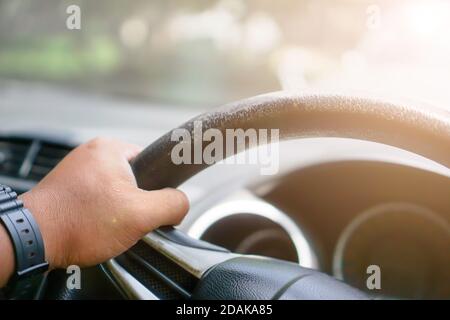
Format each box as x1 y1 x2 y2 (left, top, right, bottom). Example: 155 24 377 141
18 137 189 270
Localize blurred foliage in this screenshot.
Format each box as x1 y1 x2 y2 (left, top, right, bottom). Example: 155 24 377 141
3 0 448 108
0 0 330 106
0 37 119 79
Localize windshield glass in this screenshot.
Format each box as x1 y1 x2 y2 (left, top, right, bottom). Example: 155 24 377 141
1 0 450 108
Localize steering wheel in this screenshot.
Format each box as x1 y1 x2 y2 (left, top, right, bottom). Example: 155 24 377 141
51 92 450 299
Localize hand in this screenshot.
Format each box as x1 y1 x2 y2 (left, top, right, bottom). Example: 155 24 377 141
19 137 189 269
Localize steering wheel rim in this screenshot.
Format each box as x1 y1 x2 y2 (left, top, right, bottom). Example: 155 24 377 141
132 92 450 191
104 92 449 300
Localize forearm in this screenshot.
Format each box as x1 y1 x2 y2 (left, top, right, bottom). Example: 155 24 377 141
0 224 14 287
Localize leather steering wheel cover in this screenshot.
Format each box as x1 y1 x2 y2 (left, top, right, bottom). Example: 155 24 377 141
132 92 450 190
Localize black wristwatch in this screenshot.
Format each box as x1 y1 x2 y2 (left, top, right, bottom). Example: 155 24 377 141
0 184 49 299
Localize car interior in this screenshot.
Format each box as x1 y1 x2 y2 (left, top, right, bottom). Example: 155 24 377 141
0 0 449 300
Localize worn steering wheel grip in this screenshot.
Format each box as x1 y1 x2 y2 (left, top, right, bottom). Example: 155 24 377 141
131 92 450 190
130 92 450 299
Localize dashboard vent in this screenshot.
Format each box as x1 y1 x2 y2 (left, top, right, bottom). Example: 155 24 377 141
28 142 72 181
0 136 73 183
0 137 31 178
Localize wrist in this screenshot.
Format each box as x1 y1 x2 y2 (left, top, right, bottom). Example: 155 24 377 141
19 189 66 270
0 224 14 287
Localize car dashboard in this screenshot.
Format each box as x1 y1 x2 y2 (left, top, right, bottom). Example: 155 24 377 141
0 132 448 300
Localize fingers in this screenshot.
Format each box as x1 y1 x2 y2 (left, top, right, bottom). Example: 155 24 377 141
85 137 189 234
127 188 190 233
122 144 143 161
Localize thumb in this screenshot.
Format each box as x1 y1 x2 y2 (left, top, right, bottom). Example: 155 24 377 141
127 188 190 233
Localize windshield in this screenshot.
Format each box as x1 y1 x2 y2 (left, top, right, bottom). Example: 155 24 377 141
1 0 450 108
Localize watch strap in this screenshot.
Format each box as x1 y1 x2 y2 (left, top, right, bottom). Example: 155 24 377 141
0 184 49 299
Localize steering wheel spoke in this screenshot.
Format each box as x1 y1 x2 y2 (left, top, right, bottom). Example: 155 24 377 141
106 229 240 299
